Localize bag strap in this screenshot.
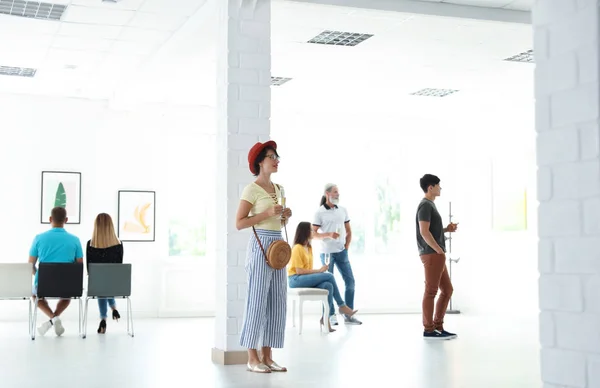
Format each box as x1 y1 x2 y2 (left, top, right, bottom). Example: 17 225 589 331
252 226 269 263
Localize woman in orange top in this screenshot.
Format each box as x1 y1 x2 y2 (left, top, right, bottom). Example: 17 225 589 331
288 222 357 332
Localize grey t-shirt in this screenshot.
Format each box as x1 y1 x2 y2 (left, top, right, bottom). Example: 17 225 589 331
416 198 446 255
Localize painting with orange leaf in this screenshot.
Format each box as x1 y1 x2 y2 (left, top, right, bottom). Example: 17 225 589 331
117 190 156 242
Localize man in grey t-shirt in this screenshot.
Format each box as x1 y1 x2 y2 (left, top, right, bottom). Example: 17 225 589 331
416 174 458 341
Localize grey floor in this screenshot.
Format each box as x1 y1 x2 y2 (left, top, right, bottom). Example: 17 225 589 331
0 313 540 388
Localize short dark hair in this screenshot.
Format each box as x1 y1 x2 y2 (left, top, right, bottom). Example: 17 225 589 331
252 146 279 176
419 174 440 193
51 207 67 224
294 222 312 247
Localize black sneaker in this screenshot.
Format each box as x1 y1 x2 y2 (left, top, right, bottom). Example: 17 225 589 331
423 330 454 340
438 329 457 339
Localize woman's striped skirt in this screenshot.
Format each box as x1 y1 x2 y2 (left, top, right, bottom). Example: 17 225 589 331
239 229 288 349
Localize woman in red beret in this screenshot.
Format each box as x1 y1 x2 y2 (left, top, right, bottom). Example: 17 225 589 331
235 140 292 373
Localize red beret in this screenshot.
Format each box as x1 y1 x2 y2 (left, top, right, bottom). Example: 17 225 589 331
248 140 277 174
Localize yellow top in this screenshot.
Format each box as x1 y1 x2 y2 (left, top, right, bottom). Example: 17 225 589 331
288 244 313 276
241 182 284 231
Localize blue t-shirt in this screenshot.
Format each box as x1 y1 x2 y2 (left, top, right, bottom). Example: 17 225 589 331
29 228 83 285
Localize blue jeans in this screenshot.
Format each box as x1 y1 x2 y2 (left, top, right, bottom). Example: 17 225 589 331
288 272 346 316
320 249 355 310
98 298 116 319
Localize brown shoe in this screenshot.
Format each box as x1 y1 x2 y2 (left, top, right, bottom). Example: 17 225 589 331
339 305 357 317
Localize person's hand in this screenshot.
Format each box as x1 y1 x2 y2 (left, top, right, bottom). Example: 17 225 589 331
319 265 329 273
435 249 445 255
446 222 459 232
266 205 283 218
329 232 340 239
282 207 292 219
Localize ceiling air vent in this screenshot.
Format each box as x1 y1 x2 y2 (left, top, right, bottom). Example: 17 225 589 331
307 30 373 47
505 49 534 63
0 66 37 77
271 77 292 86
410 88 458 98
0 0 67 21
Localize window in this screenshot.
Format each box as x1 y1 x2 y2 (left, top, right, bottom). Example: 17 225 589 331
491 160 528 232
159 106 217 316
373 177 402 254
272 113 537 313
167 132 215 257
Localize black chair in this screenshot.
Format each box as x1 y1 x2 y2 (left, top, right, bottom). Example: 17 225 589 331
32 263 84 340
83 263 134 338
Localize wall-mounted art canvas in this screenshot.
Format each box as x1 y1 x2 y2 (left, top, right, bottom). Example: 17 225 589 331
41 171 81 224
118 190 156 242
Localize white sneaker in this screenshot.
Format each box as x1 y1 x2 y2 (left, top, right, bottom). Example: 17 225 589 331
329 315 338 326
344 315 363 325
37 321 52 336
53 317 65 336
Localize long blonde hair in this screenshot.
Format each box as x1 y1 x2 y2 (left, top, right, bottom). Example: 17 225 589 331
91 213 121 248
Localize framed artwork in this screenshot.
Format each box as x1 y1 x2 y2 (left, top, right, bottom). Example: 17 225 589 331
41 171 81 224
118 190 156 242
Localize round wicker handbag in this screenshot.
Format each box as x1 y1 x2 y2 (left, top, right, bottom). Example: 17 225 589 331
252 225 291 270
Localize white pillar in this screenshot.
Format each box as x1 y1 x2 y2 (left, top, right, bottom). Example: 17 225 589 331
534 1 600 387
212 0 272 365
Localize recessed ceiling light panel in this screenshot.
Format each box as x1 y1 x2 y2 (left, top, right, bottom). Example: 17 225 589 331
410 88 459 98
0 0 67 21
307 30 373 47
0 66 37 77
271 77 292 86
505 49 534 63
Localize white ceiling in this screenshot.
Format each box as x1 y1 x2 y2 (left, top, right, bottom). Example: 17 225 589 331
290 0 532 22
441 0 532 10
0 0 206 98
0 0 533 117
321 0 533 12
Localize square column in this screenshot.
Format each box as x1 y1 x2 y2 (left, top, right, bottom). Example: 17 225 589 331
534 1 600 387
212 0 272 365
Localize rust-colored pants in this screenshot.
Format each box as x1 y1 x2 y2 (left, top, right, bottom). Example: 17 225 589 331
420 253 454 332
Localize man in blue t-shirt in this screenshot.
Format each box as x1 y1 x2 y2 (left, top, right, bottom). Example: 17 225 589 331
29 207 83 337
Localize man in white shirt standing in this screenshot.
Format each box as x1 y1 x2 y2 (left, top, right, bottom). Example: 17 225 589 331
312 183 362 326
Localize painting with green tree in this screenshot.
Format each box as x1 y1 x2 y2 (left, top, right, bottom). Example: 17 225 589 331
54 182 67 208
41 171 81 224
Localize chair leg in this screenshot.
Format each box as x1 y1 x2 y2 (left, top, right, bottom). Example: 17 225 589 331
82 298 89 339
78 298 83 337
31 298 38 341
28 298 32 337
322 299 330 334
292 299 296 328
298 299 303 335
127 297 134 337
